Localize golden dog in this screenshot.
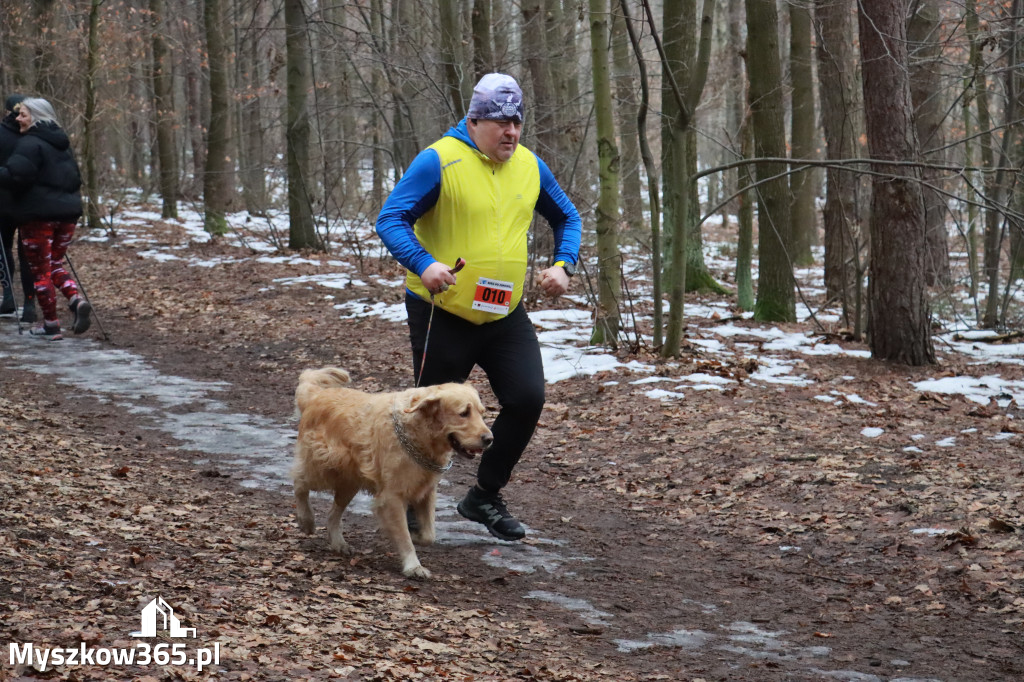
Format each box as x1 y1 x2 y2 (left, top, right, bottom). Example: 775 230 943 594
291 367 493 579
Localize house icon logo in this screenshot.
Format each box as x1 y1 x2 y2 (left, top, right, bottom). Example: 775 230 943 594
130 597 196 638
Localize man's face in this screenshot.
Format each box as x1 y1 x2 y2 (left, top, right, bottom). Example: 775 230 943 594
467 118 522 163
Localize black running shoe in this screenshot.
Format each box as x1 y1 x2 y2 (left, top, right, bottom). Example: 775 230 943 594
71 298 92 334
457 486 526 541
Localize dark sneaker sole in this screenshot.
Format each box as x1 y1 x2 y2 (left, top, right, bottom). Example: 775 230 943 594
457 501 526 541
72 301 92 334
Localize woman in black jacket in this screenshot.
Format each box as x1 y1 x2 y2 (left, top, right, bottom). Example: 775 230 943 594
0 97 91 340
0 93 37 322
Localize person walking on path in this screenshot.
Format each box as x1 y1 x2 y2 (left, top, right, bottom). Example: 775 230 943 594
376 73 582 541
0 97 91 341
0 94 38 322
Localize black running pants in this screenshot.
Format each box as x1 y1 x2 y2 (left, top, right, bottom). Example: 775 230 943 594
0 221 34 303
406 293 545 492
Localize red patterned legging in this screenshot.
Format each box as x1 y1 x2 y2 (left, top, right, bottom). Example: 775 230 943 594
19 221 80 324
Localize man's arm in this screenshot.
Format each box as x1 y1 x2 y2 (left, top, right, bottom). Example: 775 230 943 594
375 148 443 276
534 156 582 266
535 157 582 296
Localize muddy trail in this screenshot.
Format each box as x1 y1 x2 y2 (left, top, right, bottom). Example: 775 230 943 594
2 216 1023 681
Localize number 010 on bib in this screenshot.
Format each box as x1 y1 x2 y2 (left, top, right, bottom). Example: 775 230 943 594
472 277 514 315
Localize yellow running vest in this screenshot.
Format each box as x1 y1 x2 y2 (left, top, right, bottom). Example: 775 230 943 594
405 136 541 325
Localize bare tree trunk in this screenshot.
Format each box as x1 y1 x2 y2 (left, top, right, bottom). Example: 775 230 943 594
236 1 268 215
314 0 349 218
858 0 935 364
471 0 494 79
548 0 582 187
389 0 421 173
977 29 999 327
619 0 663 347
439 0 467 119
682 125 722 295
185 59 205 199
370 0 386 217
815 0 860 323
962 0 982 302
492 1 509 68
340 51 362 210
589 0 621 347
746 0 795 322
30 0 57 96
83 0 102 231
0 5 32 92
203 0 232 235
522 2 557 164
724 0 746 223
908 0 950 286
130 59 150 190
611 9 643 238
660 1 693 352
789 0 816 267
285 0 317 249
551 1 581 119
150 0 179 219
659 0 717 356
1011 188 1024 290
521 1 559 269
1000 6 1024 296
736 114 755 311
981 0 1020 327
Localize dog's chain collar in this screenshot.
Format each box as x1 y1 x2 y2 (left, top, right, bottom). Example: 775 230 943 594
391 401 454 474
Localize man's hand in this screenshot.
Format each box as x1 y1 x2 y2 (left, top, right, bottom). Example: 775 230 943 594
421 261 459 296
539 265 570 297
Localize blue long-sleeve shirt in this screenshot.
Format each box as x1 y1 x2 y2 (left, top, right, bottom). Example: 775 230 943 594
376 118 582 278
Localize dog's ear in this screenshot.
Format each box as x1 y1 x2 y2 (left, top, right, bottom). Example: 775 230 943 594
406 392 441 415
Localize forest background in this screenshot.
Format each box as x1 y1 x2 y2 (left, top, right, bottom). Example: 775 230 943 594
0 0 1020 365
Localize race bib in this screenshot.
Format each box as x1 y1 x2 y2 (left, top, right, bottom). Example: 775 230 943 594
472 277 514 315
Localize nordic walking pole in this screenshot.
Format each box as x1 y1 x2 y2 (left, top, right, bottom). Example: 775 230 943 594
0 233 23 334
63 252 110 342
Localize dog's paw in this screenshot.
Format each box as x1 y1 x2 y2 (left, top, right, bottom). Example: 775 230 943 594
402 563 432 580
329 538 352 555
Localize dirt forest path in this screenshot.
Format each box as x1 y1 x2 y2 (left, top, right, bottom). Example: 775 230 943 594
2 217 1023 681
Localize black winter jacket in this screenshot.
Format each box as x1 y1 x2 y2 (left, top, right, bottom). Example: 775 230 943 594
0 121 82 224
0 114 21 223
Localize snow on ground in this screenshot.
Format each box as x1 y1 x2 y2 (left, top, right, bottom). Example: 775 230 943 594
89 201 1023 416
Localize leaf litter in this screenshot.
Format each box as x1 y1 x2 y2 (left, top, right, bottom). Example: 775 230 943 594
1 204 1023 680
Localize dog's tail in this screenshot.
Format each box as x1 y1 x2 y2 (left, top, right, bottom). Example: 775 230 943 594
294 367 351 418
